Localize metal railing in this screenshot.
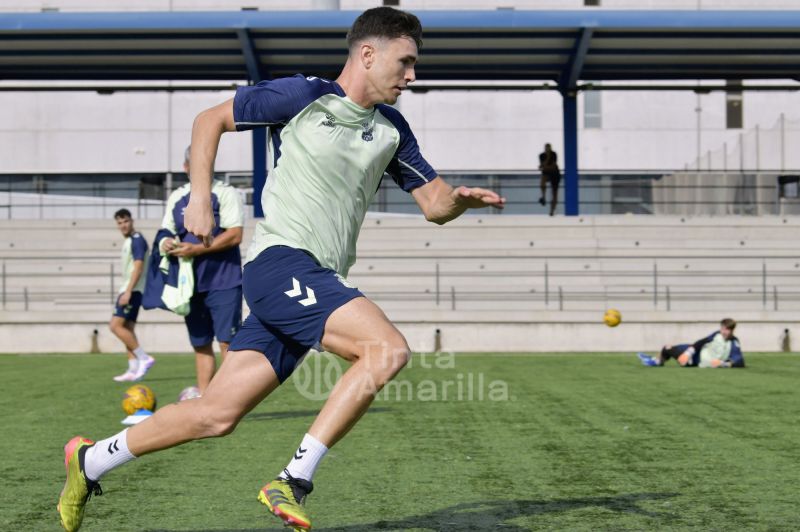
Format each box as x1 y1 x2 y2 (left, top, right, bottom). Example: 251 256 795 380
2 254 799 313
2 170 799 218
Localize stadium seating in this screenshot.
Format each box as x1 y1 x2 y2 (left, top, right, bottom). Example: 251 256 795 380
1 214 797 352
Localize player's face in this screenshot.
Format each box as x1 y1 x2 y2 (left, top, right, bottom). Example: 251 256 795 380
720 326 732 339
115 216 133 237
371 37 417 104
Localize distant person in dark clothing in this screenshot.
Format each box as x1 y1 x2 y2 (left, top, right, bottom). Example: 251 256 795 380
538 143 560 216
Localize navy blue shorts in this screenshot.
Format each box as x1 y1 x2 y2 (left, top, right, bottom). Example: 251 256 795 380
184 286 243 347
229 246 364 382
113 291 143 322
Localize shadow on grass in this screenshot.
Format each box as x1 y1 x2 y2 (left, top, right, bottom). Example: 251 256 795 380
243 407 391 422
147 492 677 531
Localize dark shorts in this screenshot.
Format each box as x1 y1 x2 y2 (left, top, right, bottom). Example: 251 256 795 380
544 172 561 189
661 344 700 366
185 286 243 347
113 291 143 322
229 246 364 382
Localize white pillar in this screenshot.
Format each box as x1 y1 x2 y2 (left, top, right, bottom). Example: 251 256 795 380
780 113 786 172
312 0 340 8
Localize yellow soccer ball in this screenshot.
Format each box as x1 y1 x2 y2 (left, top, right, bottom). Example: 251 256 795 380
122 384 157 415
603 309 622 327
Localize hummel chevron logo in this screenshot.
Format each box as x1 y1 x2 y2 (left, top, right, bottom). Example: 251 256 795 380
294 447 307 460
284 278 317 306
107 440 120 454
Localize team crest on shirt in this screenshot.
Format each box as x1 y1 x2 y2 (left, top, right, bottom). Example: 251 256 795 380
361 122 374 142
322 113 336 128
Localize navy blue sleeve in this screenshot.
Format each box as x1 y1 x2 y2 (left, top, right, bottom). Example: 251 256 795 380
142 229 173 311
692 332 717 353
233 74 337 131
729 338 745 368
378 104 438 193
131 233 148 261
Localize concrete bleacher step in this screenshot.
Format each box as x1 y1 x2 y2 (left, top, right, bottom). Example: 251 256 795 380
2 214 799 317
358 224 800 241
0 263 115 275
0 240 123 252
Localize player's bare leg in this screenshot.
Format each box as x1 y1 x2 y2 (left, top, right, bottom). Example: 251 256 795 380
124 321 155 380
59 349 278 531
260 297 409 530
109 317 151 381
127 349 279 455
312 296 409 446
195 343 216 392
220 341 230 361
109 316 138 352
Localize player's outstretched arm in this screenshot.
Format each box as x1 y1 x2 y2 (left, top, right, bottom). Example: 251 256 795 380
184 98 237 246
411 177 506 225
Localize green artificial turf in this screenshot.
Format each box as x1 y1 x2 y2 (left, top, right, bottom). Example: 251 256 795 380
1 352 798 531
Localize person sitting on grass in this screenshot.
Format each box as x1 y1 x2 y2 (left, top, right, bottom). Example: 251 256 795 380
637 318 745 368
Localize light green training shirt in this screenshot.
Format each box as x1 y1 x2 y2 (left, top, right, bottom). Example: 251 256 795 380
120 231 148 293
233 74 438 276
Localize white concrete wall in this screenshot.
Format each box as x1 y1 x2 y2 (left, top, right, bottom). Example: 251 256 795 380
0 89 247 173
3 83 799 174
2 0 800 174
0 309 794 353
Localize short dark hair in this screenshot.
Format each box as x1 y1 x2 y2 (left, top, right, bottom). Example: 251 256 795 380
114 208 132 220
346 7 423 51
721 318 737 331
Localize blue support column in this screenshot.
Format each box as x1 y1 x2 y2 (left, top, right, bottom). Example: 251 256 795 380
252 128 267 218
562 90 579 216
558 27 592 217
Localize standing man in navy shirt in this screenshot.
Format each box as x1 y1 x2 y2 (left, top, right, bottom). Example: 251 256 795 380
159 146 245 392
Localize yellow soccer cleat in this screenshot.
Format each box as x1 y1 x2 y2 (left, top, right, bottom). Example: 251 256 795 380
257 471 314 530
57 436 102 532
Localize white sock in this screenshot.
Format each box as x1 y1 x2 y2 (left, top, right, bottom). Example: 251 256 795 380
133 347 149 360
280 433 328 482
127 358 139 373
84 429 136 481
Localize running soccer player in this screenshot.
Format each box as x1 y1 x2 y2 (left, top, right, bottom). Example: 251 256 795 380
159 146 245 392
58 7 505 531
109 208 154 382
637 318 745 368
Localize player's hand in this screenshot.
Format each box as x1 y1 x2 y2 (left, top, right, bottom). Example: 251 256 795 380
184 196 215 247
710 358 723 368
677 353 691 366
168 242 201 258
118 290 131 306
160 237 178 254
453 186 506 209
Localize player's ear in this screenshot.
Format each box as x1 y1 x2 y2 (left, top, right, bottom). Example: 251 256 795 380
360 42 376 69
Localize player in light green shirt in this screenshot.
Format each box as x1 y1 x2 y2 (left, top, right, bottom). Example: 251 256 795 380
109 208 154 382
60 8 505 531
637 318 745 368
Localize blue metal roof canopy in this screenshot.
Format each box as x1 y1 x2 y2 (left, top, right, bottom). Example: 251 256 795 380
3 10 800 215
